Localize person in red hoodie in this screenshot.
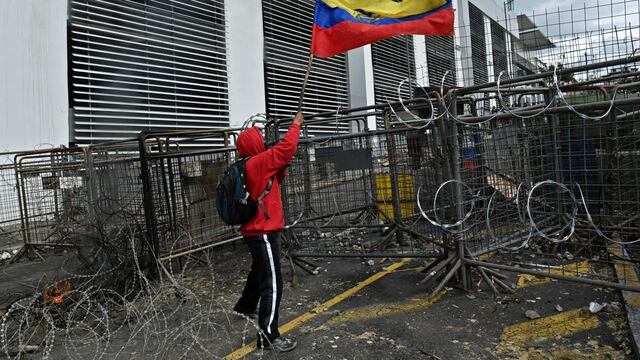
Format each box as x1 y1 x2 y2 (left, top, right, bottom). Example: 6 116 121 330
232 112 304 352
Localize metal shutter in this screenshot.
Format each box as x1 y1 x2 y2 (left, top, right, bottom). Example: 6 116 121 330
424 35 456 88
69 0 229 146
262 0 349 135
371 36 416 128
469 3 488 86
491 19 509 80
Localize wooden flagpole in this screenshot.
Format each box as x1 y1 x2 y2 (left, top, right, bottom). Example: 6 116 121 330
297 52 315 113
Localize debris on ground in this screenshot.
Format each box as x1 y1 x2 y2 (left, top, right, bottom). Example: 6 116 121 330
525 310 541 320
590 302 607 314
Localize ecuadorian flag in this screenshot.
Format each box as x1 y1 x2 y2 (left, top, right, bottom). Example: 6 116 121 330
311 0 454 58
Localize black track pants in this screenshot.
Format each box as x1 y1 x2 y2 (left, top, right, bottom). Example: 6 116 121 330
234 233 283 342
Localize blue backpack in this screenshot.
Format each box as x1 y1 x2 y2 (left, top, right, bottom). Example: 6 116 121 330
216 158 273 225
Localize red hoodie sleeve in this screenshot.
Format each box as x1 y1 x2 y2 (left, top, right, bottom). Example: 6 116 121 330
275 168 287 183
259 123 301 176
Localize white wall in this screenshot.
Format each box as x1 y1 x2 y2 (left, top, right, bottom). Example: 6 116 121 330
0 0 69 152
347 46 376 130
413 36 428 86
226 0 267 128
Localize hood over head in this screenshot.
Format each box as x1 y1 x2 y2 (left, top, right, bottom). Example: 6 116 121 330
236 127 265 157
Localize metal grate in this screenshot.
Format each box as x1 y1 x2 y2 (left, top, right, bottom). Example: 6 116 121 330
138 130 238 258
469 3 488 86
262 0 349 135
424 35 457 88
68 0 230 146
371 36 416 128
0 153 23 253
14 148 90 249
283 125 442 258
491 19 509 80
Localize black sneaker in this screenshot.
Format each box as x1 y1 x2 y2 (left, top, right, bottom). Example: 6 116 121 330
233 310 258 320
260 337 297 352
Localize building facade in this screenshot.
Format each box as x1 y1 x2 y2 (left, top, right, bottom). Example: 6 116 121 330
1 0 543 151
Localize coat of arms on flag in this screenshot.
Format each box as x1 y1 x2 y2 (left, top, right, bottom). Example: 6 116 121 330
311 0 455 58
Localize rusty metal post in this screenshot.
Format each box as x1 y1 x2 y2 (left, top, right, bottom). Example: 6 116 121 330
83 147 98 231
13 157 29 256
434 96 454 260
383 109 405 245
601 88 621 247
549 90 564 209
138 134 160 278
50 152 61 230
447 94 471 291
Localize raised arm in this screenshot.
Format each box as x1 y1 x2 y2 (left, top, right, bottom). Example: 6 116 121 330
263 112 304 173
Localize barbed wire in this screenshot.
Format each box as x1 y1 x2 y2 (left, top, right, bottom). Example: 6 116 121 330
417 176 640 250
3 35 640 359
0 184 274 360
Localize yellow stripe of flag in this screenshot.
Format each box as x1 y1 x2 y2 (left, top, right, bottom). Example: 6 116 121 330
322 0 447 19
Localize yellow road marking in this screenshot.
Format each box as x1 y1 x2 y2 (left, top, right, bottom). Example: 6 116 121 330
516 261 591 288
223 258 411 360
327 289 447 324
477 252 496 261
498 308 599 351
389 266 427 274
609 245 640 306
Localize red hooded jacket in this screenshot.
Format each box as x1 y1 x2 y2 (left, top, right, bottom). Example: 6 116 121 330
236 123 301 236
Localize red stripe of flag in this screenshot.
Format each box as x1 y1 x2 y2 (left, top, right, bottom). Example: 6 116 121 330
311 7 454 58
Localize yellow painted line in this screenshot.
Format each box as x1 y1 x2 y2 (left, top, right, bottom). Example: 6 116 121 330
499 308 599 350
477 252 496 261
223 258 411 360
608 245 640 307
516 261 591 288
327 289 447 324
390 266 428 273
390 264 447 274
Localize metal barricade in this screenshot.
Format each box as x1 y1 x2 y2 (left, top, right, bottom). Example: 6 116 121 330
0 152 25 255
86 140 146 232
433 73 640 292
281 108 444 259
138 129 239 260
13 148 90 255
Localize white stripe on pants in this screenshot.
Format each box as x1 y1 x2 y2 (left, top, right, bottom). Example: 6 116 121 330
263 235 277 334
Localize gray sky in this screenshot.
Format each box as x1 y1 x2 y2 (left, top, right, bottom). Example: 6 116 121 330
509 0 640 73
511 0 639 35
515 0 577 14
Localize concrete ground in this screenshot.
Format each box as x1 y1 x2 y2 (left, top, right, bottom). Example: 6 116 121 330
217 247 634 360
0 245 634 359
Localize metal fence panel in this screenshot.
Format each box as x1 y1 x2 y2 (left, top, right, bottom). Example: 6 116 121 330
139 130 239 259
283 123 444 258
14 148 90 251
438 94 640 291
0 153 24 254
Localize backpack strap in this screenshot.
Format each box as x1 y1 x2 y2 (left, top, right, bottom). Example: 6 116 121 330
257 177 274 220
238 157 251 204
242 156 275 220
